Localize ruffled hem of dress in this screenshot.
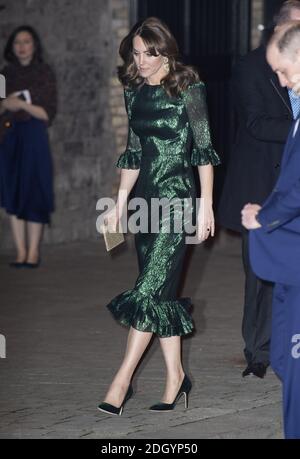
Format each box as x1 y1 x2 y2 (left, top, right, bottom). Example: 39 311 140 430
1 204 52 224
191 147 221 166
106 288 194 337
116 150 141 169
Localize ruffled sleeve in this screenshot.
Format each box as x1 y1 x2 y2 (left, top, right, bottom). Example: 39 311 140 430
181 82 221 166
116 89 142 169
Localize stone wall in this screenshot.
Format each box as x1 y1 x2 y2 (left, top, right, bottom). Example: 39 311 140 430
0 0 130 250
110 0 131 197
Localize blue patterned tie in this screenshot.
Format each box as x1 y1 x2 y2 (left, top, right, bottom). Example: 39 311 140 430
288 88 300 120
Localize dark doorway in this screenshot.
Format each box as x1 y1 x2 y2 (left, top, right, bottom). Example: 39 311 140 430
264 0 285 28
130 0 252 203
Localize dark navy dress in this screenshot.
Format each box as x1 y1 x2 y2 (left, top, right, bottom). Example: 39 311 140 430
0 61 57 224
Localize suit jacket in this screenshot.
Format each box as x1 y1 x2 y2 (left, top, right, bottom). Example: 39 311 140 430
249 119 300 286
218 45 293 232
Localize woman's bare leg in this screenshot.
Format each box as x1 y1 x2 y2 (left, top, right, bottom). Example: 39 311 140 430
26 221 43 263
159 335 185 403
104 327 153 407
10 215 26 262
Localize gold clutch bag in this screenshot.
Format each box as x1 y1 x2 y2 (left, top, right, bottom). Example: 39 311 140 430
101 221 125 252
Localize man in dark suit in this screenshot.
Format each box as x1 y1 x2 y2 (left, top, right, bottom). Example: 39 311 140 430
242 22 300 439
218 1 300 378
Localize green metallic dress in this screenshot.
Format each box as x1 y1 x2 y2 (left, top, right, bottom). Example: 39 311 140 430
106 82 220 337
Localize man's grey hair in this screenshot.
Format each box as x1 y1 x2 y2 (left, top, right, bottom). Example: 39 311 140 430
275 0 300 26
276 23 300 57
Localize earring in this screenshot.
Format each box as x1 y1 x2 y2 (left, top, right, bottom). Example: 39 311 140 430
163 57 170 73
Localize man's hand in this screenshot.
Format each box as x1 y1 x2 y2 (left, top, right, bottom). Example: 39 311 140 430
241 203 262 230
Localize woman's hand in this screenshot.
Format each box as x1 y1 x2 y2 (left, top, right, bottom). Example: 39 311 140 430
2 96 25 113
3 92 49 121
196 197 215 243
104 203 124 232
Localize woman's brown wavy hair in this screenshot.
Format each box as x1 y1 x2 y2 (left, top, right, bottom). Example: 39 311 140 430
118 17 200 97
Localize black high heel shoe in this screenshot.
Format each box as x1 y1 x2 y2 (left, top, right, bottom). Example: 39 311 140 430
97 384 133 416
149 375 192 412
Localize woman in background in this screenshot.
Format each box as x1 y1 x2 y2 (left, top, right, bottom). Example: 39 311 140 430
0 25 57 268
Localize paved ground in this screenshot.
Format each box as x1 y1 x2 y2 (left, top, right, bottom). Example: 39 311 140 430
0 236 283 439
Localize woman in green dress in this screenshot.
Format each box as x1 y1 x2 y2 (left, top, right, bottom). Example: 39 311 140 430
98 17 220 416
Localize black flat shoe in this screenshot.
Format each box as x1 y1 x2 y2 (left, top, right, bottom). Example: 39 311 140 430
149 375 192 412
9 261 26 268
24 259 41 269
251 363 267 379
98 384 133 416
242 364 253 377
242 363 267 379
